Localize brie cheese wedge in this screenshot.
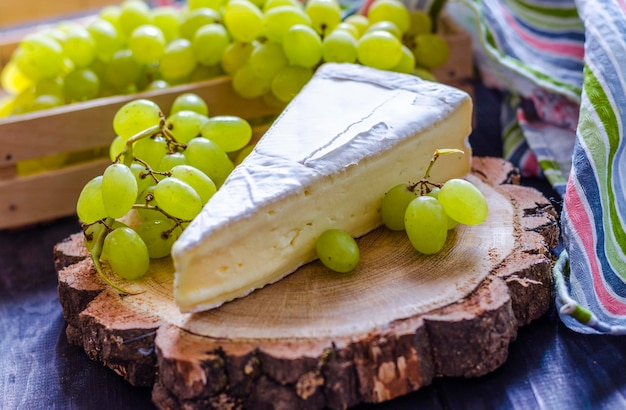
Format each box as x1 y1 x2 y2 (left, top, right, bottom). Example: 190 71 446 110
172 63 473 313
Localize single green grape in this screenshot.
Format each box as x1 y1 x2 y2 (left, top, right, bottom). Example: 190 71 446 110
133 135 168 168
170 164 217 205
179 7 221 40
271 65 313 102
102 226 150 280
391 45 416 74
131 162 156 196
404 195 448 254
232 64 271 99
365 21 401 39
200 115 252 152
184 137 234 187
159 38 197 82
153 176 203 220
83 221 107 252
63 68 100 101
151 6 182 42
438 179 488 226
102 163 139 219
129 24 166 65
34 77 64 98
63 26 97 68
357 30 402 70
136 185 169 221
156 152 188 172
113 99 162 141
367 0 410 34
30 95 63 111
305 0 341 36
87 19 123 62
76 175 107 224
166 110 209 143
192 23 230 66
426 187 459 230
262 5 312 43
110 135 126 162
315 229 360 273
1 60 33 95
344 14 369 37
381 183 417 231
136 218 179 259
221 41 254 74
170 93 209 116
412 33 449 69
282 24 322 68
249 41 288 79
406 10 433 37
322 29 358 63
119 0 152 37
332 22 360 39
14 34 64 80
105 49 142 91
223 0 264 43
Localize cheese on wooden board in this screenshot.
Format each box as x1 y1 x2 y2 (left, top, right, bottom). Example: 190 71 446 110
172 63 473 313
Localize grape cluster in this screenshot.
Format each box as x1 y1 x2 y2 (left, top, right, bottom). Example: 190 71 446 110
381 149 488 255
77 93 250 286
0 0 448 117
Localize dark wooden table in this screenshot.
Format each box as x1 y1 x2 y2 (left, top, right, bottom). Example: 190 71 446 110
2 84 626 409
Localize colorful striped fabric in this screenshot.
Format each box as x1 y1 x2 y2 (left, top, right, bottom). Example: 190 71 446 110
449 0 626 333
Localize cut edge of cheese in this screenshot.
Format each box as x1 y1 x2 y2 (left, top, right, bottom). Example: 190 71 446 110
171 63 473 313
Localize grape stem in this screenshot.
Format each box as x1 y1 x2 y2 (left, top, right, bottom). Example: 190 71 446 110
408 148 465 196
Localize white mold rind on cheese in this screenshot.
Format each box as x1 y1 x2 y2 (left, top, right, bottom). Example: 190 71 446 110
172 63 473 312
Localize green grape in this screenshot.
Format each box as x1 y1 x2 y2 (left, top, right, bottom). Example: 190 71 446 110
221 41 254 74
391 45 415 74
223 0 264 43
147 79 170 90
332 22 360 39
438 179 488 226
412 33 449 69
10 87 36 115
87 19 123 62
30 95 63 111
232 64 271 99
129 24 166 64
14 34 64 80
151 6 182 42
154 177 203 220
404 196 448 254
170 164 217 204
188 0 226 10
171 93 209 116
406 10 433 37
136 218 179 258
412 66 436 81
344 14 369 37
83 222 107 252
0 96 15 118
34 76 64 97
134 135 168 167
315 229 360 273
157 152 188 172
305 0 341 36
131 162 156 195
63 26 97 68
76 175 107 224
367 0 410 34
282 25 322 68
136 185 169 221
322 29 357 63
426 187 458 230
100 5 122 31
166 110 209 143
63 68 100 101
264 0 302 11
0 60 33 94
192 23 230 66
119 0 152 37
233 143 255 165
102 163 139 218
179 7 221 40
105 49 143 91
159 38 197 82
102 226 150 280
200 115 252 152
380 183 417 231
271 65 312 102
365 21 402 39
357 30 402 70
262 91 287 108
113 99 162 141
184 137 234 187
249 41 288 79
189 63 224 81
262 6 312 43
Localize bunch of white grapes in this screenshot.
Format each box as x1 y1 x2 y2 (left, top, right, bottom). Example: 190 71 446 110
380 149 488 255
0 0 448 116
76 92 250 285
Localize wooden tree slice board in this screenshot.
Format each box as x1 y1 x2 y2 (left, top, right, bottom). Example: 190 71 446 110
54 157 560 409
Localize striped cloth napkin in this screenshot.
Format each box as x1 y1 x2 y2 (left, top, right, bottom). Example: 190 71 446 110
448 0 626 334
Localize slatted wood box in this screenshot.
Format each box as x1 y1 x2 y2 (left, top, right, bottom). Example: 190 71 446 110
0 14 473 229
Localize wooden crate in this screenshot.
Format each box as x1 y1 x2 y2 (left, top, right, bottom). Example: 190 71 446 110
0 15 473 230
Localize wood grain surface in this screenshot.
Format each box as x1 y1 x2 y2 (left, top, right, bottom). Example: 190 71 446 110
54 157 559 409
